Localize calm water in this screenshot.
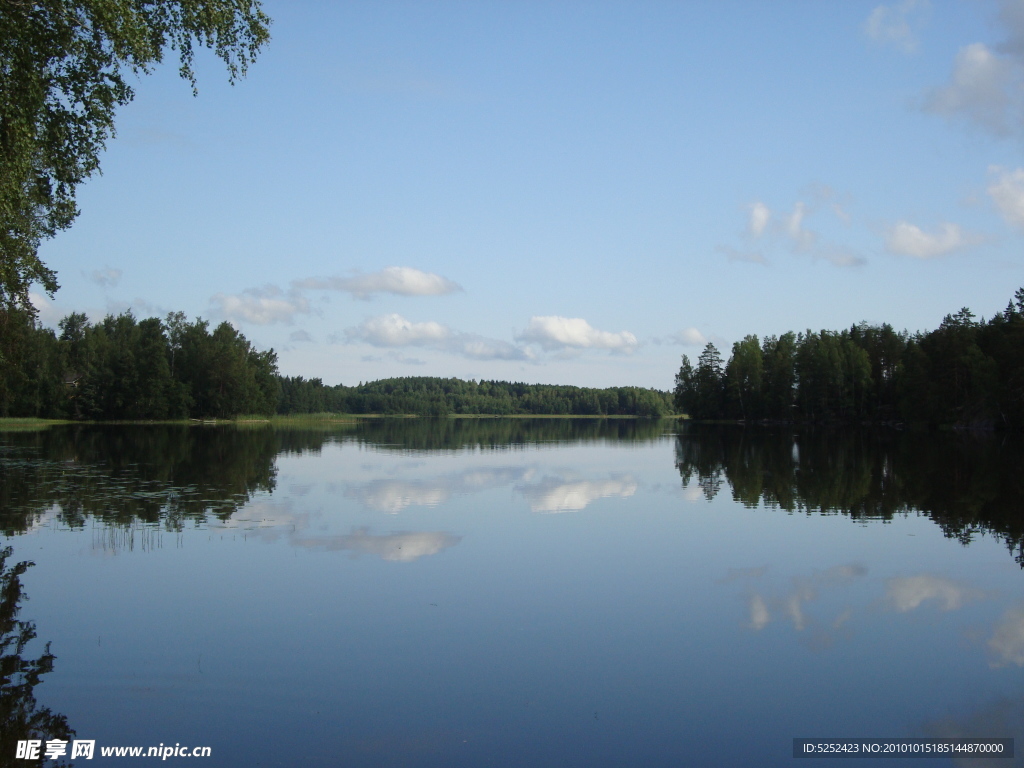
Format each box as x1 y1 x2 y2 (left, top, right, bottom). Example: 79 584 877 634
1 420 1023 767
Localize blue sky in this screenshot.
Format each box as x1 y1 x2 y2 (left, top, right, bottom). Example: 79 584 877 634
31 0 1024 389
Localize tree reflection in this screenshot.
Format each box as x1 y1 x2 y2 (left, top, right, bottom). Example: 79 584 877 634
0 547 73 767
350 417 670 452
0 425 288 535
675 424 1024 565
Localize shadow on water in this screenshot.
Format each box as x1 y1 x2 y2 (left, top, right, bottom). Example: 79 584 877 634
675 423 1024 566
0 547 74 767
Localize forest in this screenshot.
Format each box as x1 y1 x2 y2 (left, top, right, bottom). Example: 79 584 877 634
674 287 1024 429
0 308 673 419
279 375 673 418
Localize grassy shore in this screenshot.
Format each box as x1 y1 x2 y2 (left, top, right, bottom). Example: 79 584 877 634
0 412 669 431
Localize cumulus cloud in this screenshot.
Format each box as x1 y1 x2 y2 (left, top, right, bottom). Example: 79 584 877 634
296 266 462 299
988 165 1024 229
885 574 983 612
748 201 771 237
343 313 529 361
87 266 122 288
211 285 311 325
924 43 1016 134
669 327 708 346
517 316 638 353
346 313 448 346
864 0 930 53
885 221 979 258
289 329 313 343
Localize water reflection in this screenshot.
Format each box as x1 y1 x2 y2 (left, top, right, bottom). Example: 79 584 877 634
517 475 638 513
0 547 74 768
676 424 1024 566
291 529 462 562
0 426 281 534
989 604 1024 668
349 417 670 452
923 696 1024 767
885 575 984 613
345 467 530 514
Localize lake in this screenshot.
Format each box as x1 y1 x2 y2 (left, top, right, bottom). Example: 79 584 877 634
1 420 1022 767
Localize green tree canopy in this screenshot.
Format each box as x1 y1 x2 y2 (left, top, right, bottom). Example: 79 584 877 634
0 0 271 311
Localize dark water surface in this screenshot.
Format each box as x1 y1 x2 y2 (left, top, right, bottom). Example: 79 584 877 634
1 420 1022 767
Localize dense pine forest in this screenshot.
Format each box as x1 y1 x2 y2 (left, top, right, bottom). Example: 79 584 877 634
0 308 672 419
674 287 1024 429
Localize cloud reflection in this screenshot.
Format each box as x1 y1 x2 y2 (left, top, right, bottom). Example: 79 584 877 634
516 476 638 513
345 467 529 513
885 574 983 612
738 563 867 639
292 528 462 562
344 466 638 515
988 603 1024 668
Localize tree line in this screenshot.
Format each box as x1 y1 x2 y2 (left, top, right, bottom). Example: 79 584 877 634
0 309 279 419
674 288 1024 428
0 308 673 419
280 375 673 418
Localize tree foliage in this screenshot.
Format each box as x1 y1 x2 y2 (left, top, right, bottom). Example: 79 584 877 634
0 308 279 418
279 376 674 419
673 287 1024 429
0 0 271 311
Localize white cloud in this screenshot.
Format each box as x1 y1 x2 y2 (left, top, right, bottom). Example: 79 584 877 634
346 313 449 346
289 329 313 343
211 285 311 325
864 0 930 54
87 266 122 288
988 165 1024 229
517 316 638 353
29 291 63 327
343 313 529 361
885 574 982 612
924 43 1016 134
785 202 816 250
748 201 771 237
885 221 978 258
296 266 462 299
669 327 708 346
